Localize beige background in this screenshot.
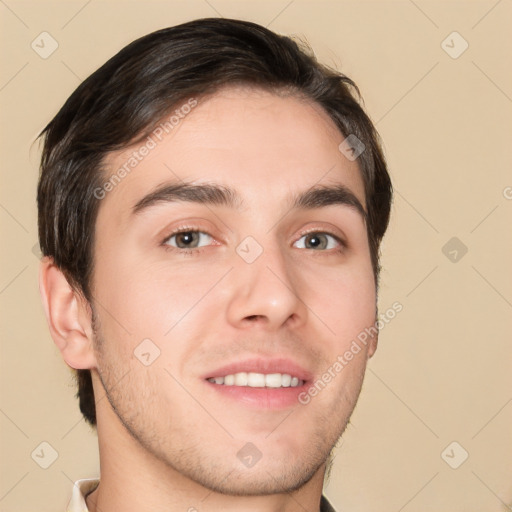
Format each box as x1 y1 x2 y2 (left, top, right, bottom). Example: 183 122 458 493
1 1 511 510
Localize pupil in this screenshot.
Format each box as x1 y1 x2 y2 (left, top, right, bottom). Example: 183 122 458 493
179 232 196 247
307 234 322 248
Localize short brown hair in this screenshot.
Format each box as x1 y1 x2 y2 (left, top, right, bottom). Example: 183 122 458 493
37 17 392 427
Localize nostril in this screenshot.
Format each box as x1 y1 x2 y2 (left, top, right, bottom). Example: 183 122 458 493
246 315 263 321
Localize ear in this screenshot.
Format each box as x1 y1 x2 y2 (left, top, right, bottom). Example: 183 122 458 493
39 257 98 370
367 330 378 359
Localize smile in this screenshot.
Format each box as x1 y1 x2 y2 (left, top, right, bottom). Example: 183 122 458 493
207 372 305 388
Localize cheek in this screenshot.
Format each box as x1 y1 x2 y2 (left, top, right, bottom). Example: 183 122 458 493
92 252 181 341
306 260 376 351
92 250 220 369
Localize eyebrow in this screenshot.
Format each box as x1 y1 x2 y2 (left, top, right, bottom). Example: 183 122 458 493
132 181 366 220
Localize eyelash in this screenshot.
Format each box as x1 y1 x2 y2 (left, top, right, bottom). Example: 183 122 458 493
161 227 346 256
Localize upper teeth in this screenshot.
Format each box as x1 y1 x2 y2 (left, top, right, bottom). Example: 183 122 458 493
207 372 303 388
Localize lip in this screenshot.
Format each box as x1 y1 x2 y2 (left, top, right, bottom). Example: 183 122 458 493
202 357 313 410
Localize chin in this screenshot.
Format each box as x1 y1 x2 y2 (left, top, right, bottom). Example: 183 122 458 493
187 458 325 497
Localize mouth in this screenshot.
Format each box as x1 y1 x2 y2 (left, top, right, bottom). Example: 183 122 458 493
203 358 312 409
207 372 305 388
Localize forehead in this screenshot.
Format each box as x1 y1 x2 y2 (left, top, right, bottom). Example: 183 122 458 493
98 85 366 220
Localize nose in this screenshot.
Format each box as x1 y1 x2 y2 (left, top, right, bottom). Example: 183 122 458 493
224 240 308 331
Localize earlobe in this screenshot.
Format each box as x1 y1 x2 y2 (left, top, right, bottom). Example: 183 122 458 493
367 306 379 359
367 333 378 359
39 257 97 370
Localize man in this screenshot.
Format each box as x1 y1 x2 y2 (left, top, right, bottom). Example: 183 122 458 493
37 17 392 512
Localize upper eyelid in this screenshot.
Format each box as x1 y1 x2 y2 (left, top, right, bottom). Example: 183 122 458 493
162 224 212 239
298 227 344 241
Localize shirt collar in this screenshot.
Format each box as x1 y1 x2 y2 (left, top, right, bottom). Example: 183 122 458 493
67 478 337 511
67 478 99 512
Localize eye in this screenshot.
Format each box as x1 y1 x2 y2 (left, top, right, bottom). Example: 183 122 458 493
164 230 213 250
293 232 342 251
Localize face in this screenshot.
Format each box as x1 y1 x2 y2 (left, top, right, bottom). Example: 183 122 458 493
89 86 377 495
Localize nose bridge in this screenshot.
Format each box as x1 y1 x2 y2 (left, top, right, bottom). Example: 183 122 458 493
225 233 306 329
